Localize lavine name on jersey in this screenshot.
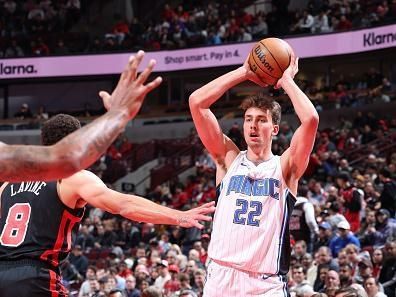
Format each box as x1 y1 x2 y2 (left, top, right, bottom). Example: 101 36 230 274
226 175 280 199
11 181 47 197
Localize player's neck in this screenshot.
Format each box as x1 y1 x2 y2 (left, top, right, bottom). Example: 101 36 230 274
246 147 273 165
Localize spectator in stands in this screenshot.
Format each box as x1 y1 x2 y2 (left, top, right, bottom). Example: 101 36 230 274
327 202 347 231
338 263 354 289
290 185 319 252
108 289 123 297
361 209 396 249
164 264 181 295
76 224 95 251
357 208 377 244
78 265 97 297
123 275 140 297
54 39 70 55
329 221 360 257
314 264 330 293
94 224 118 249
292 240 308 264
314 222 334 252
14 103 33 119
290 263 314 296
82 278 102 297
106 15 130 45
312 10 331 33
4 39 24 57
192 269 205 296
154 260 171 290
336 248 348 266
195 149 215 176
344 244 361 271
70 245 89 277
30 37 50 56
379 240 396 296
320 270 341 296
251 15 268 38
378 167 396 218
86 37 103 53
334 286 361 297
35 105 49 120
336 15 352 31
142 285 163 297
364 276 387 297
336 171 363 233
291 9 315 34
355 257 374 285
372 248 384 279
227 122 243 149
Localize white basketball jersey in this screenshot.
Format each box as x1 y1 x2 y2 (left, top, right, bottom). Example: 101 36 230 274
208 151 296 275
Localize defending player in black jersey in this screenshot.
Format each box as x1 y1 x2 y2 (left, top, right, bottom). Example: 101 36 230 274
0 114 215 297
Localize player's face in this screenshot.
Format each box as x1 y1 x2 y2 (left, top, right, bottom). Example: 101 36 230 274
243 107 278 149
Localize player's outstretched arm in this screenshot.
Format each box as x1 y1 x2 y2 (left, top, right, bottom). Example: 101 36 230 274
277 55 319 191
60 170 215 229
0 51 162 182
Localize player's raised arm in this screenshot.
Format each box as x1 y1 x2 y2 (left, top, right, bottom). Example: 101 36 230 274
278 56 319 193
60 170 215 229
0 51 162 182
189 59 265 170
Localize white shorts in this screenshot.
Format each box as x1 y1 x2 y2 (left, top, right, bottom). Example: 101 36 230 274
203 260 289 297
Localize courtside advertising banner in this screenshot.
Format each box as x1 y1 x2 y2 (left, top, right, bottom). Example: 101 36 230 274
1 24 395 80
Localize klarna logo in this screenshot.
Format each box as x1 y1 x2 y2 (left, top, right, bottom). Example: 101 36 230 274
363 31 396 47
0 63 37 75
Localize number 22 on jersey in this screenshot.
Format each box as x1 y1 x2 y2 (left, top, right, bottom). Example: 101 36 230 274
233 199 263 227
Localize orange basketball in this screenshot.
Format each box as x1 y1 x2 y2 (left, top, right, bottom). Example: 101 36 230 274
248 38 292 85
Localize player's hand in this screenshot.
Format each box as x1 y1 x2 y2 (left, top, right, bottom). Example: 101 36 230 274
241 56 268 88
98 50 162 119
275 50 299 89
177 201 216 229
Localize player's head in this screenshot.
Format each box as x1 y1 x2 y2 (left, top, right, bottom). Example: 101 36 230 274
240 93 281 147
41 114 81 146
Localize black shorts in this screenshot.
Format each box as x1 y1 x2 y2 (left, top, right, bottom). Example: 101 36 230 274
0 259 67 297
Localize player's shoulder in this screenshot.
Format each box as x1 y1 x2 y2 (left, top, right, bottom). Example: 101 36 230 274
61 169 99 185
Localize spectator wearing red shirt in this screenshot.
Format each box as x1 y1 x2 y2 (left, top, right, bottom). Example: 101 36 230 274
164 264 181 295
200 234 210 264
336 15 352 31
371 248 384 279
336 172 362 233
162 3 175 22
30 37 50 56
173 186 189 209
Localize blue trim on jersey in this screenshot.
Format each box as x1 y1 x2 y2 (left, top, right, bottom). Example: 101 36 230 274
276 189 289 274
215 182 223 207
278 192 297 276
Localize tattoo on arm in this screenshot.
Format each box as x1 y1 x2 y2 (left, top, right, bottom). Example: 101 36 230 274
0 110 129 182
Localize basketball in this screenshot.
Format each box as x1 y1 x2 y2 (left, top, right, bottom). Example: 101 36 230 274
248 38 292 85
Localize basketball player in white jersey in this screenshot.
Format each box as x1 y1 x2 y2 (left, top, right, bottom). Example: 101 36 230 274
189 50 319 297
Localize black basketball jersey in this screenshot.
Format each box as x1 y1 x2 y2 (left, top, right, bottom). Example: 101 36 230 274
0 181 84 267
289 201 310 244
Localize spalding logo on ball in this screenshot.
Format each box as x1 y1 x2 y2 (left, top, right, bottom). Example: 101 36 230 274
248 38 292 85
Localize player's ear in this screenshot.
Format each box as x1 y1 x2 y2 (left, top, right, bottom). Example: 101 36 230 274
272 125 279 136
